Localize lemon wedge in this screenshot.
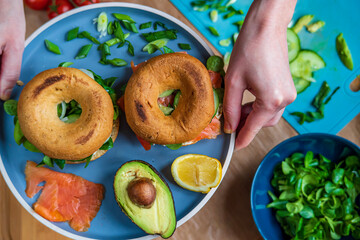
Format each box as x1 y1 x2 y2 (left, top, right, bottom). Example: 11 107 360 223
171 154 222 193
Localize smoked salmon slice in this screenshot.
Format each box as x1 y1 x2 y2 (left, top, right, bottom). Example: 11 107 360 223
25 161 105 232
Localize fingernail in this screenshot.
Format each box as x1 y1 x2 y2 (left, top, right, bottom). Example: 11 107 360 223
1 89 12 100
224 122 233 134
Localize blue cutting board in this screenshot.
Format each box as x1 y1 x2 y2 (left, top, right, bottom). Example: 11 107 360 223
170 0 360 134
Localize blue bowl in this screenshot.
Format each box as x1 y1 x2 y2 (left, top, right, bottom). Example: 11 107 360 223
250 133 360 240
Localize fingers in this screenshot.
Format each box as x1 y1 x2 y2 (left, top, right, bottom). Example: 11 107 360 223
223 71 246 134
263 108 285 127
0 41 24 100
234 101 275 150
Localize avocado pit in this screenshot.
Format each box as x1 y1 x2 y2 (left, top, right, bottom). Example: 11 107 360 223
127 177 156 208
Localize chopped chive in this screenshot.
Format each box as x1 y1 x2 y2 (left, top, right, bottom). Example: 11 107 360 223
193 5 209 11
126 40 134 56
223 11 236 19
67 27 79 41
143 38 169 54
105 38 121 47
139 21 152 30
210 10 218 22
163 46 174 54
209 26 220 36
44 40 61 54
178 43 191 50
233 32 239 42
77 31 100 44
58 62 74 67
121 20 138 33
112 13 136 23
225 0 237 7
142 30 178 42
107 21 113 35
107 58 128 67
75 44 93 59
153 21 168 30
219 38 231 47
324 86 340 104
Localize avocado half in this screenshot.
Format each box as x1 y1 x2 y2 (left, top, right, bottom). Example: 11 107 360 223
114 160 176 238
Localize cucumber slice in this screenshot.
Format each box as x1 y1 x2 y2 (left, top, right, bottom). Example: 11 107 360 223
290 50 326 78
293 76 311 94
212 88 220 119
287 29 300 62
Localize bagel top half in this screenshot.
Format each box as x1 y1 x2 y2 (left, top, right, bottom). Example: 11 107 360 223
124 53 214 145
17 67 114 160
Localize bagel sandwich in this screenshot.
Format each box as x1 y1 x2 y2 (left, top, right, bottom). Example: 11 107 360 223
118 53 224 151
7 67 120 168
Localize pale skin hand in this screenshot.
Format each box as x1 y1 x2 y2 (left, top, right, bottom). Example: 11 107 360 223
0 0 26 100
223 0 298 150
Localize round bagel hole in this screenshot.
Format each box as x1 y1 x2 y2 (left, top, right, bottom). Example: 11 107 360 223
57 100 82 123
157 89 181 116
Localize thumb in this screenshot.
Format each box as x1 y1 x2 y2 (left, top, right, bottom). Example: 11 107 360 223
223 72 246 134
0 42 24 100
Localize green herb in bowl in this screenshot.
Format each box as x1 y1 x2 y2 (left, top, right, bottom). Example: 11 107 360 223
267 151 360 239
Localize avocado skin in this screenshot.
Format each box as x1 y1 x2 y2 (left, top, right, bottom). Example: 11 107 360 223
113 160 177 239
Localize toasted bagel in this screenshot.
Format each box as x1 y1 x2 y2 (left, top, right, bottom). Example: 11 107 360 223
124 53 214 145
17 67 114 160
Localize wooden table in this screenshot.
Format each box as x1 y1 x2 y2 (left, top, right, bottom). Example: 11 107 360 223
1 1 359 239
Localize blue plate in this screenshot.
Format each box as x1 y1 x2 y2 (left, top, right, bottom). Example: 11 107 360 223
251 133 360 240
0 3 234 240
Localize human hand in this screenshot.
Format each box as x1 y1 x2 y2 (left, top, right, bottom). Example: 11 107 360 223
0 0 26 100
223 0 298 150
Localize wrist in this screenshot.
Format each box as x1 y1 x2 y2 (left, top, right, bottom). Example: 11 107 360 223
248 0 297 30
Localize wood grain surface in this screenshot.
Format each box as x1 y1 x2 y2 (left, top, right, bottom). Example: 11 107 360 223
1 1 359 240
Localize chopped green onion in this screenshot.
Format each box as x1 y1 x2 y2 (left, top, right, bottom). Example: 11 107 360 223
178 43 191 50
153 21 168 30
139 21 152 30
159 104 174 115
233 32 239 43
225 0 236 7
77 31 100 44
105 38 121 47
121 20 138 33
75 44 93 59
142 30 178 42
159 89 175 98
209 26 220 36
166 144 182 150
94 12 108 38
223 11 236 19
163 46 174 53
210 10 218 22
58 62 74 67
113 21 125 42
67 27 79 41
193 5 209 11
219 38 231 47
112 13 136 23
106 58 127 67
126 40 134 56
44 40 61 54
143 38 169 54
107 21 113 35
224 52 231 65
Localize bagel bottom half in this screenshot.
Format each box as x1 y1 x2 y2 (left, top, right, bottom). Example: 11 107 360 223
124 53 215 145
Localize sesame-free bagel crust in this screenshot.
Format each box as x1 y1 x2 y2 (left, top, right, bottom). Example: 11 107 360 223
124 53 214 145
17 68 114 160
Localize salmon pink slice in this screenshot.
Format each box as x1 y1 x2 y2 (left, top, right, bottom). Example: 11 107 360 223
25 161 104 232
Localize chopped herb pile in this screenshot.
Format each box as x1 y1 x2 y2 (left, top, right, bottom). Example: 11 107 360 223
267 151 360 239
291 81 340 125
